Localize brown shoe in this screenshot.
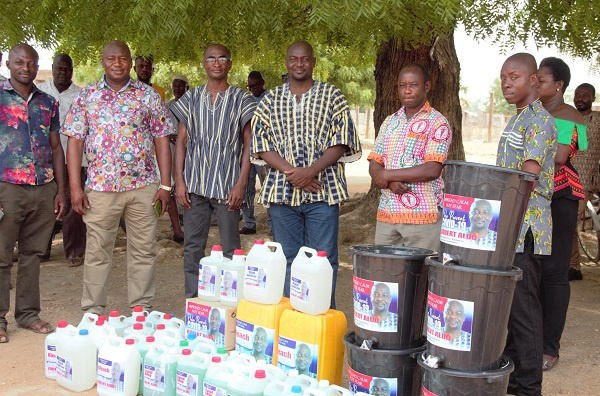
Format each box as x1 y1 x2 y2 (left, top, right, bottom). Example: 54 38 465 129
68 257 83 267
239 227 257 235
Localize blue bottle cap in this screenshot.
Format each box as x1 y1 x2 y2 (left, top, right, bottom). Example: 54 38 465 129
79 329 88 335
292 385 302 393
187 332 197 340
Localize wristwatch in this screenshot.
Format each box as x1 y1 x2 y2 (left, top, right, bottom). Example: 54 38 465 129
159 184 172 192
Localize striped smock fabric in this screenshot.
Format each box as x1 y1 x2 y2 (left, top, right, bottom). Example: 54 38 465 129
171 85 256 201
251 81 361 206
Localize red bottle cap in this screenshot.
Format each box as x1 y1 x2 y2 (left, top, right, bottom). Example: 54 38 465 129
234 249 244 255
317 251 327 257
211 356 222 363
146 336 155 342
109 311 119 317
133 324 143 330
57 321 68 328
255 369 266 378
212 245 223 251
182 349 192 355
126 339 135 345
164 314 172 319
136 316 146 322
254 240 264 245
156 324 165 330
133 306 143 312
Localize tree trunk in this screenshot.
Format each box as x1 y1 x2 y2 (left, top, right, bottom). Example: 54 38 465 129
362 32 465 207
365 108 371 139
373 33 464 160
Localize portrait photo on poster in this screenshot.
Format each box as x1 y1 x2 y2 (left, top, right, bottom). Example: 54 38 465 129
353 275 399 333
426 291 474 351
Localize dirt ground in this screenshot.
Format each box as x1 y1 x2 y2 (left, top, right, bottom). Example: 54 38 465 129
1 141 600 395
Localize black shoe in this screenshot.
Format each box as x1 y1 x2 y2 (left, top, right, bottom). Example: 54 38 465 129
568 268 583 281
239 227 257 235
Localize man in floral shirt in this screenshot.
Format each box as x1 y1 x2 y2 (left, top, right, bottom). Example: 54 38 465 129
0 44 66 343
62 40 172 315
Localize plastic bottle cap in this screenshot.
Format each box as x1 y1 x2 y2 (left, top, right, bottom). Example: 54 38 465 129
79 329 89 335
211 356 222 363
182 349 192 355
254 369 266 379
156 324 165 330
57 321 68 328
164 313 172 319
146 336 155 342
187 333 197 340
180 340 189 346
99 316 107 322
254 240 264 245
133 323 143 330
217 347 227 354
212 245 223 251
291 385 302 393
317 251 327 257
126 339 135 345
95 320 104 326
319 379 330 388
136 316 145 322
109 311 119 317
133 306 143 312
233 249 244 255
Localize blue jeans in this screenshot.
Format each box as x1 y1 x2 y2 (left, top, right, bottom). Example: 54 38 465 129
268 202 339 309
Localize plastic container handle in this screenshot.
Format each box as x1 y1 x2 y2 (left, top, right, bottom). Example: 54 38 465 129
297 246 318 259
264 241 283 252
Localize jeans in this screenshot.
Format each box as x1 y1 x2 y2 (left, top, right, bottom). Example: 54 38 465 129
268 202 339 308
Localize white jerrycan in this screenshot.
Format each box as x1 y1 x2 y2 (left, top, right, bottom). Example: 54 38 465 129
55 329 97 392
324 385 353 395
108 310 129 337
97 336 141 396
243 241 287 304
220 249 246 307
77 312 99 331
159 314 186 339
290 247 332 315
44 321 76 379
125 305 150 325
198 245 230 301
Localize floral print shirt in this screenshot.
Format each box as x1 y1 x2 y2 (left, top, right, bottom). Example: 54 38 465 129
61 77 172 192
496 100 557 255
0 79 60 185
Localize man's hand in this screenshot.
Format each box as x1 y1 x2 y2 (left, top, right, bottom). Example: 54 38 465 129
371 167 389 189
302 179 323 193
152 188 171 216
71 187 90 215
175 179 191 209
388 181 410 195
226 182 246 211
54 189 67 219
284 167 319 189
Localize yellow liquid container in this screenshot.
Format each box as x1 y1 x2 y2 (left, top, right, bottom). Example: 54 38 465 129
277 308 347 385
235 297 292 365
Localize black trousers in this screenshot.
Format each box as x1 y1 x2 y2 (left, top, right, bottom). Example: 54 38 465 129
504 229 543 396
541 197 578 357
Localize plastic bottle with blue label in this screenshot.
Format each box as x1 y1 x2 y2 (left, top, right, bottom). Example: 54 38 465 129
45 321 75 379
97 337 141 396
108 310 129 337
198 245 230 302
290 248 332 315
175 349 210 396
143 344 178 396
220 249 246 307
55 329 97 392
244 240 287 304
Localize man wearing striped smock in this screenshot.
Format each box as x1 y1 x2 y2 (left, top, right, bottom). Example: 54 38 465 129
172 44 256 298
251 41 361 309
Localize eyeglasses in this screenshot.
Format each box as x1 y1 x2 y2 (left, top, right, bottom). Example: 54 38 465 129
204 57 231 65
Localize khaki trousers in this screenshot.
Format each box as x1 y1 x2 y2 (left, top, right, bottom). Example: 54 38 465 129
81 183 158 314
375 214 442 253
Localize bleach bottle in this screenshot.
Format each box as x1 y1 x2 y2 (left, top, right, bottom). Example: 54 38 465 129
55 329 97 392
143 344 178 396
220 249 246 307
44 321 75 379
227 367 269 396
290 248 332 315
97 337 141 396
202 356 233 395
108 310 129 337
198 245 230 301
244 240 286 304
175 349 210 396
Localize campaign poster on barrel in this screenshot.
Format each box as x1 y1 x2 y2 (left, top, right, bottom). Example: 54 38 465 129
427 291 474 351
353 275 399 332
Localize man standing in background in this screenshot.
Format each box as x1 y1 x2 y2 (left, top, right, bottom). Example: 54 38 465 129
38 54 84 266
135 55 166 101
570 83 599 280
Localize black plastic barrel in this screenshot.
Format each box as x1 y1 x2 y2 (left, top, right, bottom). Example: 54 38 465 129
425 257 522 371
441 161 537 270
344 331 424 396
418 353 514 396
349 245 434 350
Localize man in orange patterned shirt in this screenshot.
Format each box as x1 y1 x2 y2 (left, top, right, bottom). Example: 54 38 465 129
368 64 451 252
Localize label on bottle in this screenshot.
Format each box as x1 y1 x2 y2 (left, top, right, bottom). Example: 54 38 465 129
176 370 199 396
220 269 238 302
290 276 310 303
348 365 398 395
235 319 275 364
56 355 73 382
144 363 165 391
45 344 57 376
198 263 217 297
244 265 267 289
203 382 226 396
277 336 318 379
97 357 124 392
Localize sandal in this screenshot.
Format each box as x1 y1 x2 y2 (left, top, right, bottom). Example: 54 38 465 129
19 319 54 334
542 355 559 371
0 328 8 343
